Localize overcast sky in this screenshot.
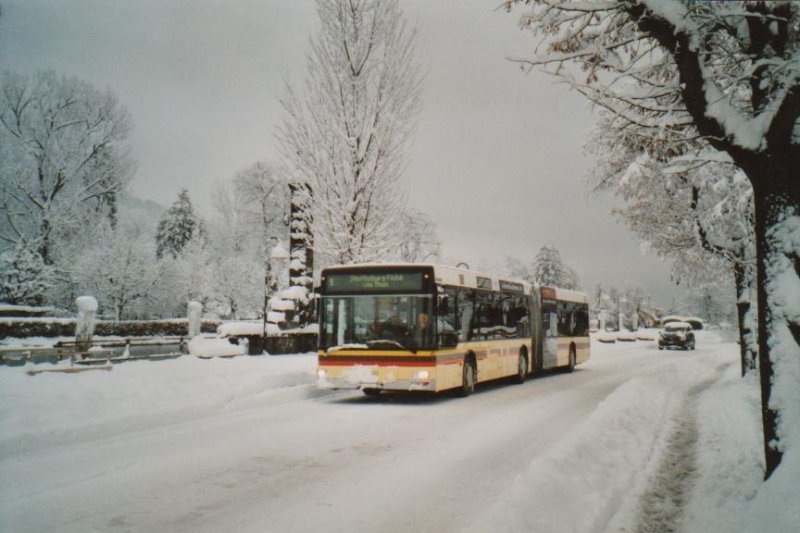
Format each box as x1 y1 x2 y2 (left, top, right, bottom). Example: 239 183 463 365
0 0 680 306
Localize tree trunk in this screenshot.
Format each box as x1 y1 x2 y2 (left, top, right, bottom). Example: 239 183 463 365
733 261 758 376
751 169 800 480
39 217 52 265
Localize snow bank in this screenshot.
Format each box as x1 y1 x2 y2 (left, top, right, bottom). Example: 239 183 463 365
684 366 764 532
188 336 245 358
739 448 800 532
215 321 314 338
616 331 637 341
0 353 317 456
595 332 616 343
473 354 722 532
217 321 266 337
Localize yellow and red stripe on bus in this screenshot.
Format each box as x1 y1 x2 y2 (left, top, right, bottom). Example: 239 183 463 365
317 339 531 393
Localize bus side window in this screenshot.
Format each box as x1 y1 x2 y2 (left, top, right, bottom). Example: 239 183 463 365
542 309 549 337
557 301 577 336
515 296 529 338
576 304 589 336
438 287 459 348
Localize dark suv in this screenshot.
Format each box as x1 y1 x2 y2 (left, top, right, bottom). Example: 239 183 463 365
658 322 696 350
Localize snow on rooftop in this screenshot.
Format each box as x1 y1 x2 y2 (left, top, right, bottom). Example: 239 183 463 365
664 322 692 330
270 299 295 311
281 286 309 301
267 311 286 324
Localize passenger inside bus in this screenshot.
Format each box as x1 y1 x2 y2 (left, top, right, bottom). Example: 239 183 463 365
410 312 433 349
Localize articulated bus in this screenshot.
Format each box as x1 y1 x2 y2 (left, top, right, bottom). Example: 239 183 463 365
316 263 590 396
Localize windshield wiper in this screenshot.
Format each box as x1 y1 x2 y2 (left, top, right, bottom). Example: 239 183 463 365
366 339 416 353
326 343 369 353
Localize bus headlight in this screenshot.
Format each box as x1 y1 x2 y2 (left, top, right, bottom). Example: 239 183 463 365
317 369 327 380
416 370 429 380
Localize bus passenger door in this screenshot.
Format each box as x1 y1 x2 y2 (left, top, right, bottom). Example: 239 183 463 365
542 309 559 368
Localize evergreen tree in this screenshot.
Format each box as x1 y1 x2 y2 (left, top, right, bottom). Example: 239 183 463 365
155 189 199 259
532 245 581 290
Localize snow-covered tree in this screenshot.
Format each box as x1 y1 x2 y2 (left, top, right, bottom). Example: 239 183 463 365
201 163 288 319
168 238 210 314
506 248 580 289
0 245 53 306
395 208 441 263
204 246 264 319
73 216 172 320
0 70 133 264
228 162 288 242
278 0 423 264
531 245 581 289
155 188 202 259
591 121 758 374
683 280 737 327
505 0 800 477
505 255 536 284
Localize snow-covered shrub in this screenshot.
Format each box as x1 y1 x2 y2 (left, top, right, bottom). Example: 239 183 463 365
0 246 53 306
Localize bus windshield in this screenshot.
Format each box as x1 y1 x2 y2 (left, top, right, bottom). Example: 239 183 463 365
320 294 434 351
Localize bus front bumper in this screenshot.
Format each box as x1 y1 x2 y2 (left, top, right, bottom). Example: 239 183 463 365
316 366 437 392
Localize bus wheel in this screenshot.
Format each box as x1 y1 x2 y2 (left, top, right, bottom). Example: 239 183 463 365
362 388 381 397
458 359 476 397
514 349 528 384
565 346 576 373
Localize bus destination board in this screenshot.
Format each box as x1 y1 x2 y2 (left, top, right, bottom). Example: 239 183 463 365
325 272 424 293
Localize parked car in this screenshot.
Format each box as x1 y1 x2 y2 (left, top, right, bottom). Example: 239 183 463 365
658 322 696 350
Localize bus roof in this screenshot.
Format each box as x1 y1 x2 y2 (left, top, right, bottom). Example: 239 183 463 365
321 262 530 294
547 287 588 304
321 263 588 301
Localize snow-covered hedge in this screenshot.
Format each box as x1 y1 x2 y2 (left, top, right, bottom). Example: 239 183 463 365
264 333 317 355
0 318 221 339
0 303 62 318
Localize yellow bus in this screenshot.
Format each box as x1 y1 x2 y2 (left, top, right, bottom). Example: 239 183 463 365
316 264 590 396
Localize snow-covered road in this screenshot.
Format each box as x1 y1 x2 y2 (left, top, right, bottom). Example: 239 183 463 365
0 333 757 532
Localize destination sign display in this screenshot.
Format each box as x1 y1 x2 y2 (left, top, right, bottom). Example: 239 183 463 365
324 272 425 293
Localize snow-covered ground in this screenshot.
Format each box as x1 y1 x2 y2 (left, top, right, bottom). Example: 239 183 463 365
0 331 796 532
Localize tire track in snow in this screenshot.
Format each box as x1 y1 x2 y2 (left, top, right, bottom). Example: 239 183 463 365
634 362 732 533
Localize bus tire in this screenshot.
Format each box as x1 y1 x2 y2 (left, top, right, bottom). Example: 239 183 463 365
565 345 576 373
514 348 528 384
458 357 476 397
